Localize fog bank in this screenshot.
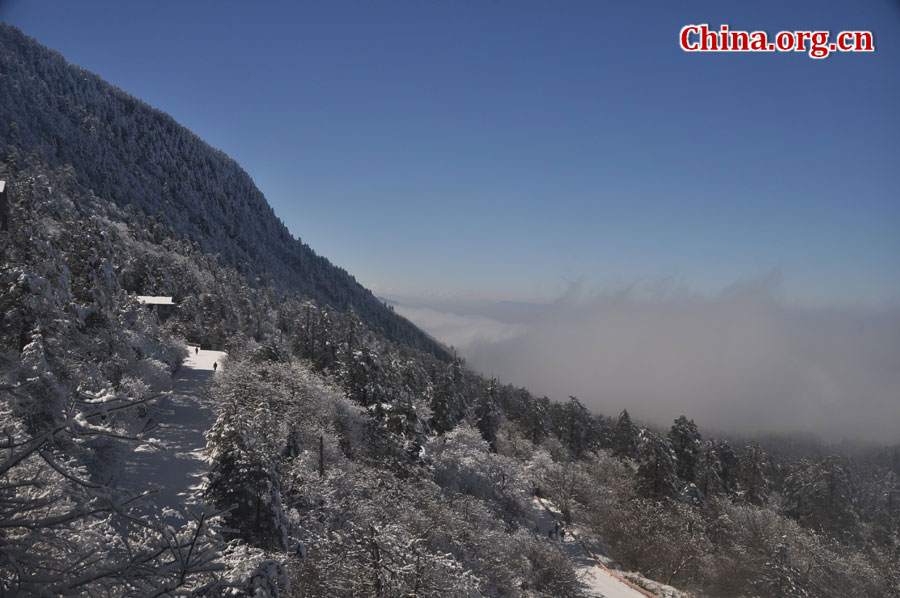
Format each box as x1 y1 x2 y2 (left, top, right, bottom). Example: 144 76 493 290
393 280 900 443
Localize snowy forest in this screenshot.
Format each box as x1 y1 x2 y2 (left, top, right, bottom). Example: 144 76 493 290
2 23 899 597
0 25 444 359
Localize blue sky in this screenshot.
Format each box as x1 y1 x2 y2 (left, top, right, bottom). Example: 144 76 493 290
3 0 898 306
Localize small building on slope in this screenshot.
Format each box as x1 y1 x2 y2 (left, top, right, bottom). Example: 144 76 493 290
136 296 176 320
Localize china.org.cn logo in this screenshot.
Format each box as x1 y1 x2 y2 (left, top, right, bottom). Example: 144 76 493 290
680 24 874 59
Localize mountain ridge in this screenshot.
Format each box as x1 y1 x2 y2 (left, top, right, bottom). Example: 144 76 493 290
0 23 448 358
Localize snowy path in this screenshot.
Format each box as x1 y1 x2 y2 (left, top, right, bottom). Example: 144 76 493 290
532 498 657 598
114 347 226 523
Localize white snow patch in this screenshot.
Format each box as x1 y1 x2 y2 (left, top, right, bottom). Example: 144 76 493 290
184 347 226 371
531 497 676 598
113 346 227 523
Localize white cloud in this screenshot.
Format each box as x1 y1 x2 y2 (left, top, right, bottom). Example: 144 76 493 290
393 305 528 353
393 278 900 444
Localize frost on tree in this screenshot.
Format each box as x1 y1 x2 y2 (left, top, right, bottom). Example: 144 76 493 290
636 430 680 501
612 408 639 459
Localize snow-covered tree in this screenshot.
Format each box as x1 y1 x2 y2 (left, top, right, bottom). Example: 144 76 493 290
612 409 639 459
740 443 770 506
550 395 597 458
717 439 742 497
429 355 467 434
781 455 859 541
205 366 289 551
695 440 725 497
635 430 680 501
668 415 702 483
474 377 501 451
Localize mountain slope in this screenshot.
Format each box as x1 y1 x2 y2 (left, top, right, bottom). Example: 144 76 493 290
0 23 447 358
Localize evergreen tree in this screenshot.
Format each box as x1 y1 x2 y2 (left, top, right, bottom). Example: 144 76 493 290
716 439 742 497
517 393 553 445
635 430 681 501
781 455 859 541
474 378 501 451
430 356 467 434
695 440 725 497
740 443 770 506
668 415 702 483
751 543 810 598
612 409 639 459
550 396 597 457
205 380 289 550
342 346 384 407
871 471 900 551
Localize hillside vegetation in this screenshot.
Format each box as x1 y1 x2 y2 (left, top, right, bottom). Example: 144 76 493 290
1 24 898 597
0 24 446 357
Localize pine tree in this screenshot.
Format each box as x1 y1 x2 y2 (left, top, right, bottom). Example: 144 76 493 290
516 393 552 445
474 378 501 451
871 472 900 551
668 415 701 483
636 430 681 501
752 543 810 598
695 440 725 497
205 385 288 550
613 409 639 459
716 439 742 497
781 455 859 541
342 346 383 406
430 356 466 434
550 396 597 458
740 443 770 506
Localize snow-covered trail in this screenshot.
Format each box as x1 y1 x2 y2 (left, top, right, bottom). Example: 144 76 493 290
114 347 226 523
532 498 657 598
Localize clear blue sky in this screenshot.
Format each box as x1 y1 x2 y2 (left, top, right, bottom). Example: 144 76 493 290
3 0 898 306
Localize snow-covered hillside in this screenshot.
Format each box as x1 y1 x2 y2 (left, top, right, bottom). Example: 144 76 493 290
115 347 226 522
531 498 686 598
2 21 898 598
0 23 448 357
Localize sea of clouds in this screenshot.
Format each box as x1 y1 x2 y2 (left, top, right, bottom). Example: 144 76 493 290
392 276 900 444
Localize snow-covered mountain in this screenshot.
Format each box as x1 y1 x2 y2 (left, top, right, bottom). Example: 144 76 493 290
0 24 446 358
2 23 897 598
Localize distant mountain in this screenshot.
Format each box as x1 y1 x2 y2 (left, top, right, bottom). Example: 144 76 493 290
0 24 448 358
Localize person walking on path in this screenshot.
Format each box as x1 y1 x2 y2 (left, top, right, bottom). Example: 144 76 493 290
213 362 217 371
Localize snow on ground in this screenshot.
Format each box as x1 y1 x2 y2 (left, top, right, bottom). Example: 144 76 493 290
111 348 687 597
531 497 677 598
186 346 227 373
114 347 226 524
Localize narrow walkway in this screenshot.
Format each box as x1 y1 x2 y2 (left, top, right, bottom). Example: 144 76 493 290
114 347 226 523
532 497 658 598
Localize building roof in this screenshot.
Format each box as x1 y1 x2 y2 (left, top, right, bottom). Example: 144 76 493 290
0 181 6 193
136 296 175 305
